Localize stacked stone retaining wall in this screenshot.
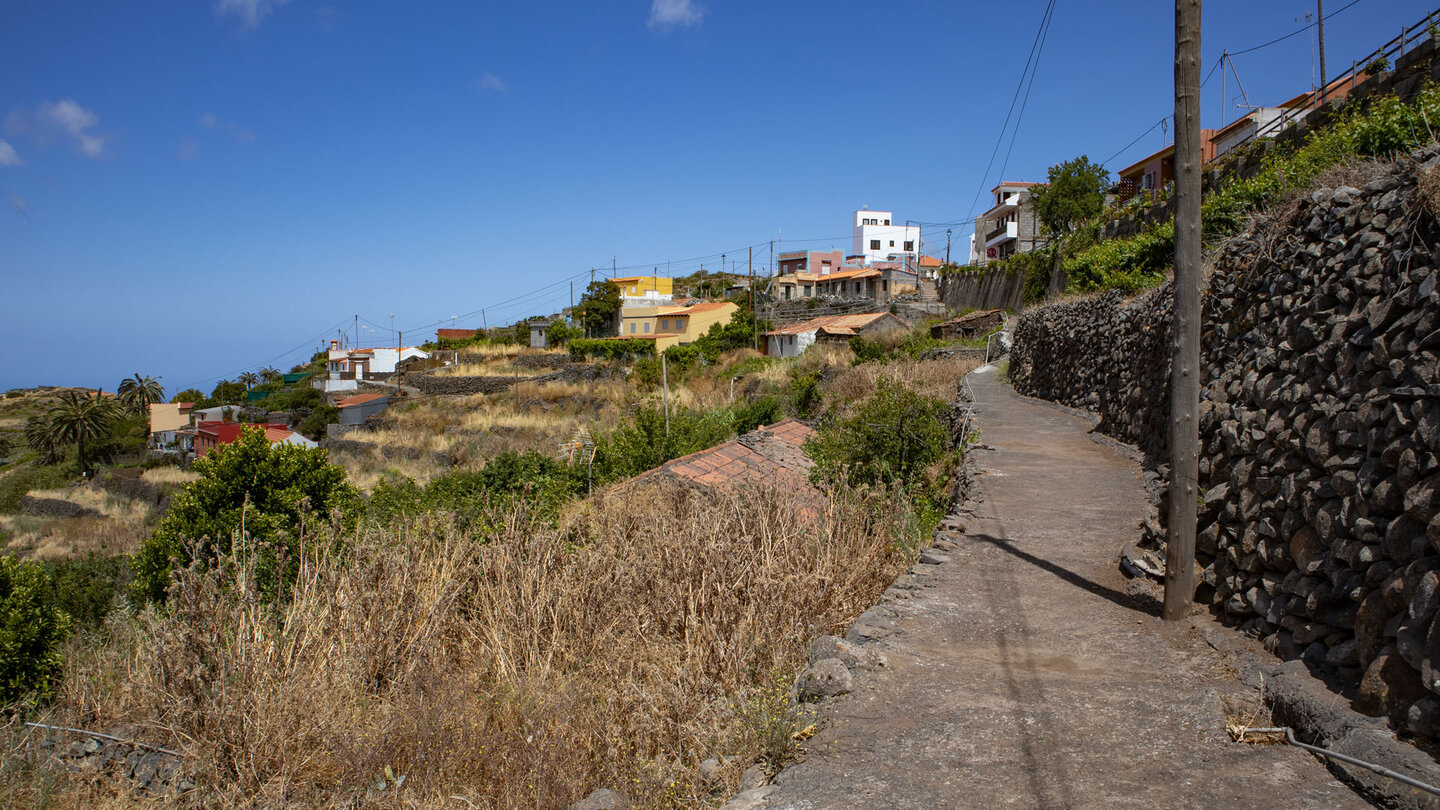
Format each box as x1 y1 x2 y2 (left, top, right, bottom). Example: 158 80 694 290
1010 145 1440 737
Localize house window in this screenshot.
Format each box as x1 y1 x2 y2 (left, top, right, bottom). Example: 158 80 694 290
889 241 895 247
643 323 650 333
884 219 890 225
870 240 880 250
630 323 636 333
904 241 914 251
803 285 812 296
883 280 889 292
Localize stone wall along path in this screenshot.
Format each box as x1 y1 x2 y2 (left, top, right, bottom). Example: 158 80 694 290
757 366 1366 809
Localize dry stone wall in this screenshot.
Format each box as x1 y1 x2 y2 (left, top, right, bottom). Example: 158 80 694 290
1010 146 1440 737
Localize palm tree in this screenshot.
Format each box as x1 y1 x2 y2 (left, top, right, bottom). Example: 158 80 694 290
260 366 282 384
47 391 119 476
238 372 259 390
118 373 165 417
23 416 59 464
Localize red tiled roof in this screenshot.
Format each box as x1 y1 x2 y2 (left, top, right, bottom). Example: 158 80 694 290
919 255 943 267
263 426 294 443
437 328 478 340
765 312 899 337
335 393 387 408
629 419 817 492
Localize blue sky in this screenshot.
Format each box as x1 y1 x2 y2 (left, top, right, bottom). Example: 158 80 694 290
1 0 1433 394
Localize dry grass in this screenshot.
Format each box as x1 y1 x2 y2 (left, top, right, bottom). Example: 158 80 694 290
25 483 924 808
140 467 199 487
1 486 155 560
825 354 983 408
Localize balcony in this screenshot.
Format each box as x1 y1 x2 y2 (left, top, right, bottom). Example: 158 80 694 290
984 221 1018 247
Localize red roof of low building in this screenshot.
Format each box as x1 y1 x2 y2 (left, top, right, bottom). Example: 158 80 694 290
919 256 943 267
765 312 900 337
630 420 816 491
437 328 478 340
336 393 387 408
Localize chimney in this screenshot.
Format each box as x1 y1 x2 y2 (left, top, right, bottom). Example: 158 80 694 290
330 339 339 351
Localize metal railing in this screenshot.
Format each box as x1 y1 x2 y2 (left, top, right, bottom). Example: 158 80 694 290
1222 8 1440 157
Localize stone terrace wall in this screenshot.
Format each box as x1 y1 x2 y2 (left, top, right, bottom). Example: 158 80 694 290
417 363 616 396
939 266 1026 313
1010 146 1440 737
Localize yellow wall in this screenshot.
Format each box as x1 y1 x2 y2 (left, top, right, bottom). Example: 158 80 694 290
612 276 674 297
620 302 738 351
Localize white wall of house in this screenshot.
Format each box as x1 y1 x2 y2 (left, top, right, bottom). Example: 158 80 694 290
766 330 818 359
312 377 359 393
273 433 318 449
852 210 920 264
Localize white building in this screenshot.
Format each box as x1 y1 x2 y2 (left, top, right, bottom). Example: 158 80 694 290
852 209 921 265
316 341 429 392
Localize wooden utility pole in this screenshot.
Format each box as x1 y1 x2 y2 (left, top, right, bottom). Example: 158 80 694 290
1317 0 1327 92
661 351 670 439
749 245 757 350
1164 0 1202 622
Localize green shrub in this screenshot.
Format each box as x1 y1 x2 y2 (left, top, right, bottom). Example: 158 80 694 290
787 370 823 418
133 429 360 604
592 406 737 483
297 403 339 440
849 336 887 364
43 555 132 630
0 555 71 704
544 321 584 347
732 396 785 434
1063 220 1174 294
568 338 657 361
807 377 950 489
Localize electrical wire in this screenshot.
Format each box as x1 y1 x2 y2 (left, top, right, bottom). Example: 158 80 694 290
996 0 1058 191
1229 0 1366 57
965 0 1059 219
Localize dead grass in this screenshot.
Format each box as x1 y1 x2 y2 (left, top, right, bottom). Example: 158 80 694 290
1 486 155 560
140 467 198 487
26 483 923 808
825 354 983 408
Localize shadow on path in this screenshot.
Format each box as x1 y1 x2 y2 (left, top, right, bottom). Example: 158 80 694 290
971 533 1160 617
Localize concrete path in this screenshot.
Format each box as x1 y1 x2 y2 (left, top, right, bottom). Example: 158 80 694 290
760 365 1368 809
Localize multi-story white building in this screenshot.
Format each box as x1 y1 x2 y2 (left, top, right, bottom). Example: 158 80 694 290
852 209 921 265
971 182 1046 263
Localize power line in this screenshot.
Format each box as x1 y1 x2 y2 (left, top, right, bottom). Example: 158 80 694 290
996 0 1058 190
965 0 1059 219
1230 0 1365 57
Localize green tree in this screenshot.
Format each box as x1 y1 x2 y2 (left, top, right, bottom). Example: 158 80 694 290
118 373 166 417
0 555 72 704
24 415 60 465
171 388 206 405
46 391 120 475
0 435 11 458
133 428 359 603
575 281 622 337
260 366 282 384
1029 155 1110 235
544 320 583 347
807 377 950 488
210 379 246 405
238 372 259 390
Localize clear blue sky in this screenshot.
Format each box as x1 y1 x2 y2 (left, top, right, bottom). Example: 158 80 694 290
2 0 1433 394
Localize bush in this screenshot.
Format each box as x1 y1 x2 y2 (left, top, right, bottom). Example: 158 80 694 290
133 429 360 604
807 377 951 489
592 406 737 483
568 338 657 361
297 403 339 441
849 336 887 365
544 321 584 347
43 555 132 630
1063 220 1174 294
0 555 71 704
0 464 72 514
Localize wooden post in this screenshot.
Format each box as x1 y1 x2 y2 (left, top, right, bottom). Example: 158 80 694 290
1317 0 1327 92
1164 0 1202 622
661 351 670 439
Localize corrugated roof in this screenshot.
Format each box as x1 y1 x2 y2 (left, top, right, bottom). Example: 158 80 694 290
764 312 895 337
336 393 387 408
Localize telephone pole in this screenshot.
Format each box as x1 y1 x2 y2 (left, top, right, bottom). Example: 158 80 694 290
946 229 952 265
1164 0 1202 622
1317 0 1327 92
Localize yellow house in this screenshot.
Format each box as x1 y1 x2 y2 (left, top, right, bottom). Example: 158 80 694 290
611 275 674 299
619 301 739 350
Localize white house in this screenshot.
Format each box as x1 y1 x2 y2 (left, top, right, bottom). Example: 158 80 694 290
764 312 908 359
317 341 429 392
853 209 921 266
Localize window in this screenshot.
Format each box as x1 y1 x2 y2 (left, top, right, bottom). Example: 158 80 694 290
889 241 895 247
630 323 636 333
803 285 812 296
870 240 880 250
643 323 650 333
883 280 889 292
904 241 914 251
884 219 890 225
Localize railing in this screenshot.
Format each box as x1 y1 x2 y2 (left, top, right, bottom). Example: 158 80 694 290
1222 8 1439 157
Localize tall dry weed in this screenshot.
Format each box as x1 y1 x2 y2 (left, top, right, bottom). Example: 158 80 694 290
36 483 921 808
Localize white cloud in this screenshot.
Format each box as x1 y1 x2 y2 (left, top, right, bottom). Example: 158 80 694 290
201 112 256 142
648 0 704 30
9 192 29 218
215 0 290 30
5 99 106 158
177 138 199 161
476 72 507 93
0 139 21 167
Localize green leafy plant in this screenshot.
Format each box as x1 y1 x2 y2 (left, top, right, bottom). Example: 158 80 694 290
0 555 72 705
1029 155 1111 235
133 428 360 604
807 377 950 489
